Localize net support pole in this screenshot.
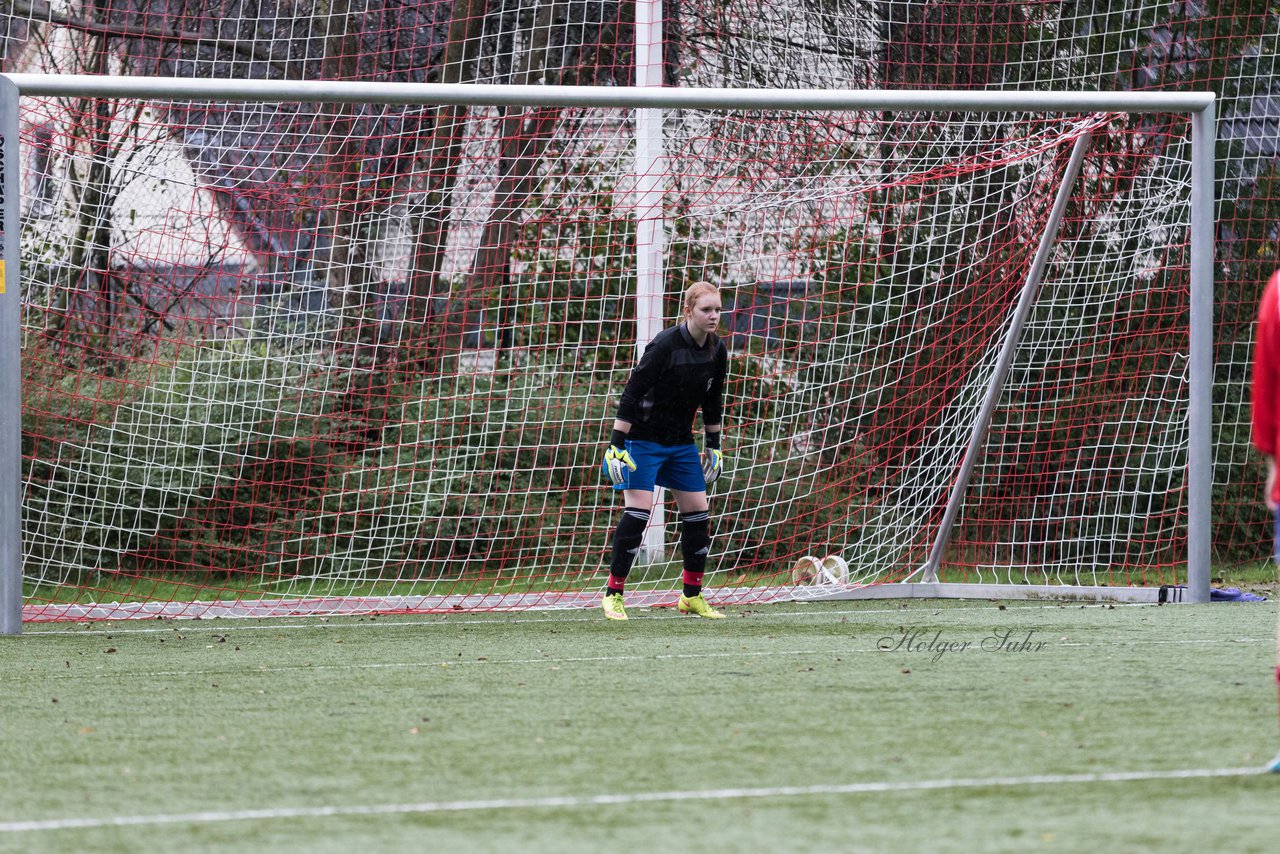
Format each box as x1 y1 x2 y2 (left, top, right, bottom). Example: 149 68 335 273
0 76 21 636
916 131 1092 584
634 0 666 563
1185 101 1216 604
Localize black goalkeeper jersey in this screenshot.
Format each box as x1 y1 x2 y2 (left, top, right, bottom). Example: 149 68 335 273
616 323 728 446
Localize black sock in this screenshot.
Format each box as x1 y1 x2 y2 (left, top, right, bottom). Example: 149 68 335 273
680 511 711 598
608 508 651 590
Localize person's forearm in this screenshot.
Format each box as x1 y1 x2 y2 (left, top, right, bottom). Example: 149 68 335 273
611 420 631 448
1267 455 1277 512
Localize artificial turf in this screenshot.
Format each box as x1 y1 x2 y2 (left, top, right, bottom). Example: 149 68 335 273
2 598 1278 853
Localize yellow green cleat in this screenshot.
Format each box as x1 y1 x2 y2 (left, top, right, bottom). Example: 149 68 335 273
677 593 725 619
602 593 628 621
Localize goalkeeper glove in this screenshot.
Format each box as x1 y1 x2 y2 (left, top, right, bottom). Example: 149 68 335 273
701 448 723 484
702 431 724 485
602 430 637 487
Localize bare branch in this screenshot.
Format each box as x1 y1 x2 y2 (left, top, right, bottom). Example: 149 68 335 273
12 0 285 70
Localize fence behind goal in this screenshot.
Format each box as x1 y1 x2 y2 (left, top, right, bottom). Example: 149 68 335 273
0 78 1215 631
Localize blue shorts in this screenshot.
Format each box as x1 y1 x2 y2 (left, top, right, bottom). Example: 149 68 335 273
612 439 707 494
1274 509 1279 564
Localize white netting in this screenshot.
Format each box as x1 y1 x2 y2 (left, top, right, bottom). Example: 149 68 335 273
5 0 1267 622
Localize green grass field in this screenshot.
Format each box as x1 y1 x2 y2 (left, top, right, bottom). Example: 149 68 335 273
3 598 1278 853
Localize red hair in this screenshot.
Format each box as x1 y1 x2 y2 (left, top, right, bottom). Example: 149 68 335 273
682 282 720 317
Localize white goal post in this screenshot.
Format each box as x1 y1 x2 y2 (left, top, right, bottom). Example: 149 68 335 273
0 76 1215 633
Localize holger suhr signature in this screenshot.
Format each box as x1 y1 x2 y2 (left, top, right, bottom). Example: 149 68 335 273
876 626 1049 662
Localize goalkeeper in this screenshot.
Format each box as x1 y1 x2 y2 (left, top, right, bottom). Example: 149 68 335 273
600 282 729 621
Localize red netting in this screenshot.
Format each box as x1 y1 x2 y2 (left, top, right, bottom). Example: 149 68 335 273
3 2 1272 620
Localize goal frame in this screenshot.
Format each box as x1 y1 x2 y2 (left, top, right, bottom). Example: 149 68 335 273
0 75 1217 634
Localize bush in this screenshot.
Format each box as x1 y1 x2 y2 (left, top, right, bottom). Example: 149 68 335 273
24 338 341 580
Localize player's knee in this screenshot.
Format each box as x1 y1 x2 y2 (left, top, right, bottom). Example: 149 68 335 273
679 510 711 559
614 508 651 552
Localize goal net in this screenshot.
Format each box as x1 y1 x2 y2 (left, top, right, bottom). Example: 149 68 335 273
6 80 1207 621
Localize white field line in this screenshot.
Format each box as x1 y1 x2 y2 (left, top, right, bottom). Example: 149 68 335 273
0 767 1268 834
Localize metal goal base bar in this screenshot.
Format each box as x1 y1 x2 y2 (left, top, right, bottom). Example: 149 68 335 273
803 582 1178 604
